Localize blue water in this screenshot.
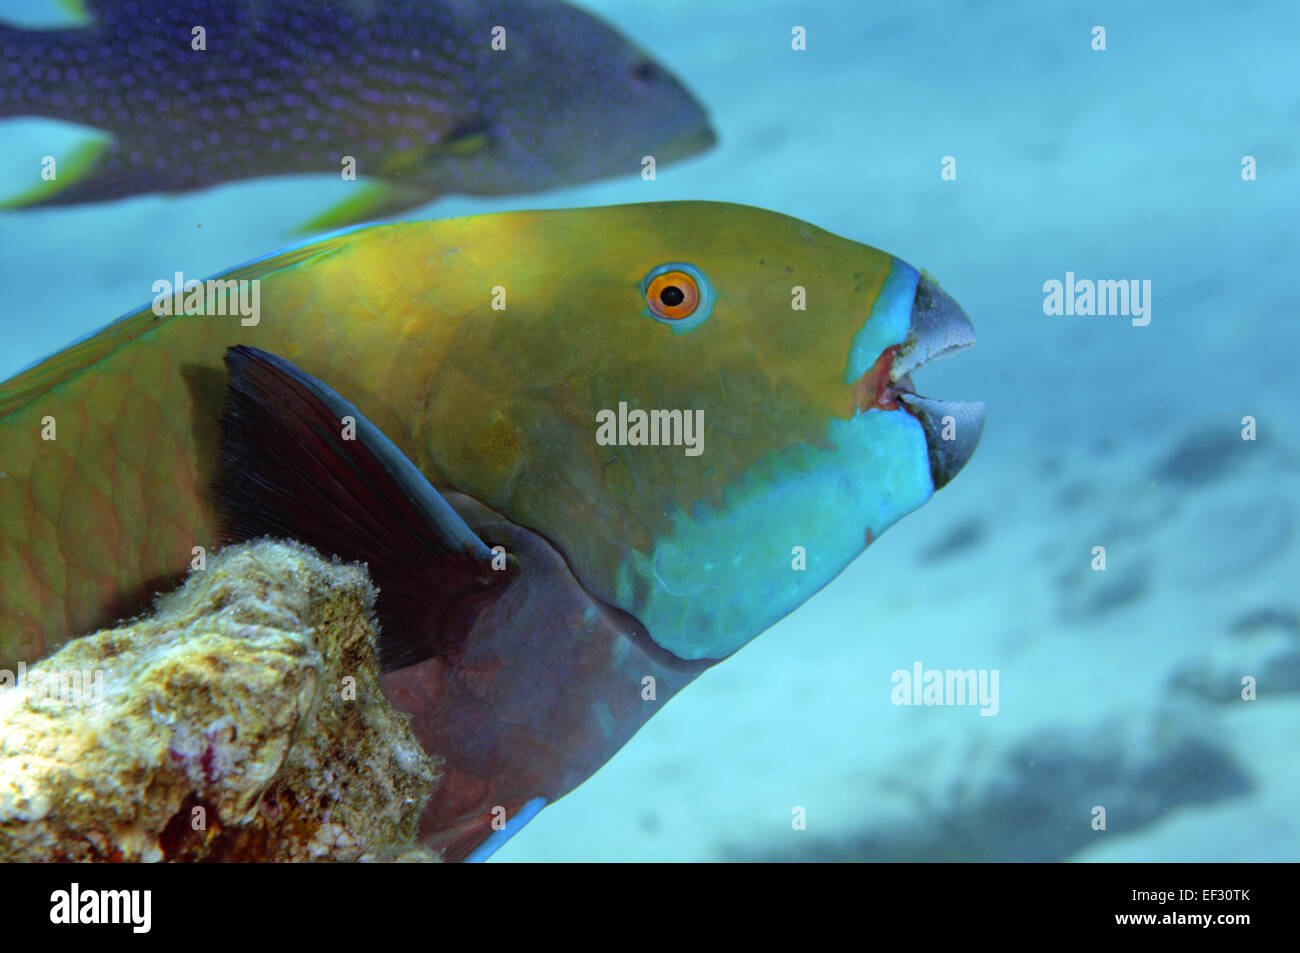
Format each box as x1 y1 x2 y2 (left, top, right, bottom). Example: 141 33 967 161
2 0 1297 861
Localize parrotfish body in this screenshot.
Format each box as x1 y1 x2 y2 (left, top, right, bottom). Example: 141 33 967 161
0 0 714 226
0 201 983 860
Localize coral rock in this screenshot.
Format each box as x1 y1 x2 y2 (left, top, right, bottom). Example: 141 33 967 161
0 540 441 861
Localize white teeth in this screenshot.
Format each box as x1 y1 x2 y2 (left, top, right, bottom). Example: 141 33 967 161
890 275 977 383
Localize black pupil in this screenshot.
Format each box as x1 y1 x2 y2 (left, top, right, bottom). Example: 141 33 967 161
659 285 685 307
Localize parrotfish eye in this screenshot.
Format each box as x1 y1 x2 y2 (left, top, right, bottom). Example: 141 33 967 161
640 263 714 333
648 271 697 317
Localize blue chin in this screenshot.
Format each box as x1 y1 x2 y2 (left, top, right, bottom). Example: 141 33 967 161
846 258 919 384
613 406 934 662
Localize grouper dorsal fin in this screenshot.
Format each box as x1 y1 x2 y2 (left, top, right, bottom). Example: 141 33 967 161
213 345 512 670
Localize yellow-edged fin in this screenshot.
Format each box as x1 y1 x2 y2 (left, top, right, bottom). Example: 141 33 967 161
375 133 491 177
295 131 488 233
0 133 112 210
434 132 490 156
295 180 437 234
0 231 360 419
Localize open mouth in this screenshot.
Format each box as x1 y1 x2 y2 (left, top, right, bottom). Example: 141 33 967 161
856 275 986 490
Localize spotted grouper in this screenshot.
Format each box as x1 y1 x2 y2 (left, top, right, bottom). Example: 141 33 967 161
0 201 983 859
0 0 714 226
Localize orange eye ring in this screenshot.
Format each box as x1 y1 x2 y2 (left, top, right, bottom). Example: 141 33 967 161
646 270 700 321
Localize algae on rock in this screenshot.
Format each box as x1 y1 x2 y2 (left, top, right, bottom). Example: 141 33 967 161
0 539 441 861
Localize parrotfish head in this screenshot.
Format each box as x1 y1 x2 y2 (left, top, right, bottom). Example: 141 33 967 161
420 201 982 663
451 0 715 192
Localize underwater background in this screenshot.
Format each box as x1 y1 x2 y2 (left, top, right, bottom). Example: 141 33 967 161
1 0 1297 861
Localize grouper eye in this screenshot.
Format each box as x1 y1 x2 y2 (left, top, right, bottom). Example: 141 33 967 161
641 263 714 333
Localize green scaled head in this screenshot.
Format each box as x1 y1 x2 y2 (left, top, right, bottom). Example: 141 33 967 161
412 202 983 660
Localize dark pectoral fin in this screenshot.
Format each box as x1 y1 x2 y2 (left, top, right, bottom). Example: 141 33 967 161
213 345 513 669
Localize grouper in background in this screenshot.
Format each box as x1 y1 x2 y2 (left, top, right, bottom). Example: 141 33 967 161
0 0 715 227
0 202 983 860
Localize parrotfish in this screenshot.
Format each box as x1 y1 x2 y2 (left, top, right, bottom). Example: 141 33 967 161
0 0 714 227
0 201 983 860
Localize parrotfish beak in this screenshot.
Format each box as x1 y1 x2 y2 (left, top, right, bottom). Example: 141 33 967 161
888 275 985 490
